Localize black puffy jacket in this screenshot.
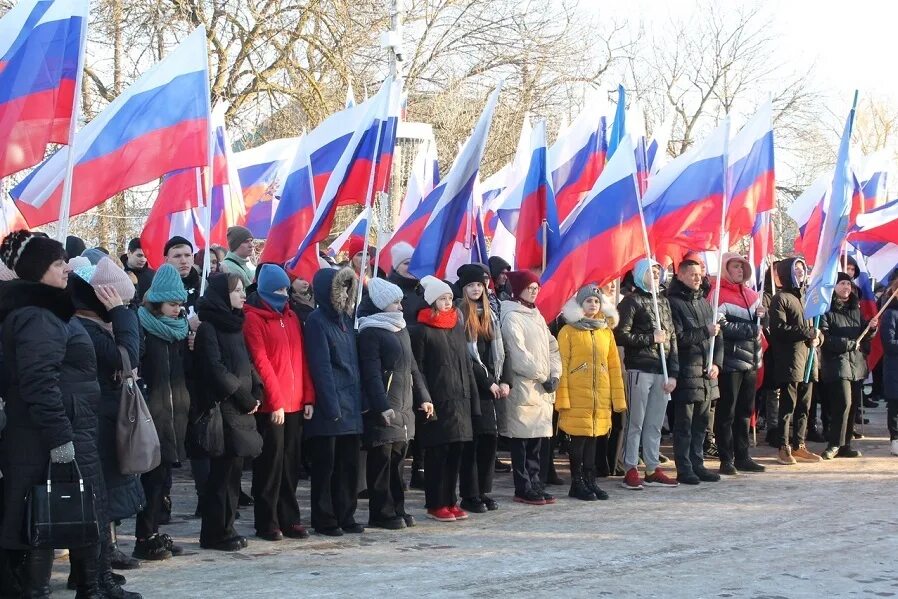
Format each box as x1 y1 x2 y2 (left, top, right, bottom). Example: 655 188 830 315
666 278 722 403
614 288 679 377
769 258 818 384
819 294 871 382
388 269 427 326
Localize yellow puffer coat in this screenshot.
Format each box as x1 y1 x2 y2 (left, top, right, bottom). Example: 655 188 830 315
555 299 626 437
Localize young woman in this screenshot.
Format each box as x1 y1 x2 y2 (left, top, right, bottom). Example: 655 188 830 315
410 276 478 522
358 278 433 529
134 264 191 561
819 273 875 459
194 273 264 551
244 265 315 541
0 231 105 597
556 285 626 501
456 264 509 513
303 267 365 536
500 270 561 505
69 256 144 597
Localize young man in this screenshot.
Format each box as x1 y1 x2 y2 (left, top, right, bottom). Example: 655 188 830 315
122 237 155 305
221 225 256 288
769 257 822 465
164 236 202 313
615 259 680 489
667 260 722 485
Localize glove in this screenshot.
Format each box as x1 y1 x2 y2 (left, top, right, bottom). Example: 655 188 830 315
50 441 75 464
542 377 559 393
847 339 858 352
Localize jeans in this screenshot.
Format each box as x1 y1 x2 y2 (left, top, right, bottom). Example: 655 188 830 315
672 395 710 476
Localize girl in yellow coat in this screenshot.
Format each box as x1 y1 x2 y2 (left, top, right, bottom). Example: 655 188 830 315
556 285 626 500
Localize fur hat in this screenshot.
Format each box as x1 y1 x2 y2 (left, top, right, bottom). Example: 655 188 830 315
456 263 490 290
506 270 540 298
367 277 404 311
390 241 414 269
145 263 188 303
0 230 66 283
420 275 453 305
164 235 194 257
227 226 253 252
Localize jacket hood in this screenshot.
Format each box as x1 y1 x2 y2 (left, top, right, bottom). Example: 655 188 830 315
500 298 536 316
633 258 662 293
561 294 619 328
0 279 76 323
68 272 111 321
776 257 806 292
244 292 286 320
721 252 753 285
488 256 512 281
312 267 358 319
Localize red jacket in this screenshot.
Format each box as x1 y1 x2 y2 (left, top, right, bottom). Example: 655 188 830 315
244 299 315 413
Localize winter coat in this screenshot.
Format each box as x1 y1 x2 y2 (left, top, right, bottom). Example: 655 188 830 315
77 308 146 521
555 299 626 438
389 269 427 325
614 288 679 377
120 256 155 307
358 299 432 447
243 294 315 414
769 258 818 384
759 290 778 390
179 266 202 315
881 298 898 400
0 281 104 549
667 278 723 403
820 294 870 383
410 309 480 448
194 287 263 459
499 300 562 439
141 327 191 464
303 268 364 438
715 255 763 372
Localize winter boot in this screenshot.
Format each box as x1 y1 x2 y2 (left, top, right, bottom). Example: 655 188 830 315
583 469 609 500
99 541 142 599
70 548 103 599
24 549 53 599
567 467 598 501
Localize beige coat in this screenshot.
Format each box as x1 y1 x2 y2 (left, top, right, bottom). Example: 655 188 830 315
498 300 562 439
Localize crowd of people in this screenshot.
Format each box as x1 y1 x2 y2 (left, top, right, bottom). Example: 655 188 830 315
0 225 896 598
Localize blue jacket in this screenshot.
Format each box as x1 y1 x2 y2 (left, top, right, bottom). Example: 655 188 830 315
303 267 364 437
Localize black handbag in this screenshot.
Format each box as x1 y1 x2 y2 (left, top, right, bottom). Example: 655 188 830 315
26 460 99 549
189 403 224 458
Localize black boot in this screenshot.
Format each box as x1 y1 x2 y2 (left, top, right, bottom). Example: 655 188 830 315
70 547 104 599
583 469 609 500
99 541 143 599
409 467 425 490
567 466 597 501
24 549 53 599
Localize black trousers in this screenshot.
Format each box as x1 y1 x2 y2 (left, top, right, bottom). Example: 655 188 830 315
824 379 862 447
595 412 623 476
423 441 463 509
308 435 360 531
538 412 560 483
778 381 813 448
252 411 303 534
509 437 542 494
716 370 758 463
366 441 408 523
672 397 710 476
135 462 170 540
459 434 498 498
888 398 898 441
201 456 242 544
567 436 597 475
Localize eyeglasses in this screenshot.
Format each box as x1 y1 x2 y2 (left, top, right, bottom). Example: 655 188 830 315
525 285 540 292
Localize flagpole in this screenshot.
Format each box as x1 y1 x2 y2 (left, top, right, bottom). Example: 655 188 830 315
56 4 89 242
199 26 214 297
355 114 387 329
0 178 8 238
541 219 548 272
708 117 732 370
372 198 387 278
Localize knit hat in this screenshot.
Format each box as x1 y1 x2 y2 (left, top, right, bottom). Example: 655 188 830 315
575 284 601 306
391 241 414 269
367 277 404 310
164 235 193 257
488 256 511 281
836 271 853 284
91 256 136 302
420 275 453 305
506 270 540 298
257 263 291 313
347 237 367 259
67 256 91 272
65 235 86 260
456 263 490 290
0 230 66 282
0 260 16 281
81 247 107 265
145 263 188 303
227 226 253 252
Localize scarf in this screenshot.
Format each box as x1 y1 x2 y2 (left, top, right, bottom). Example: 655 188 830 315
569 317 607 331
358 311 406 332
138 306 189 342
465 307 505 378
76 310 113 333
417 307 458 329
515 298 536 309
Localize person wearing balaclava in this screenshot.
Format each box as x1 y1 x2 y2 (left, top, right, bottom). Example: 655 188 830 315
769 257 822 465
243 264 316 542
614 258 680 490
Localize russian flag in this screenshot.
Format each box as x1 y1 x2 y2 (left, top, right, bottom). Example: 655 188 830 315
549 107 607 222
326 206 369 258
787 174 829 259
139 170 205 267
496 119 560 271
203 102 244 247
749 210 774 288
805 97 858 319
408 84 501 279
480 163 509 238
725 102 775 240
0 0 87 178
268 78 393 276
396 139 439 226
538 134 642 320
12 26 211 227
372 82 401 195
233 136 301 238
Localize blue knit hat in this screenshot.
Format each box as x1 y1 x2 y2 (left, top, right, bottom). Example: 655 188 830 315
257 263 290 312
145 264 188 303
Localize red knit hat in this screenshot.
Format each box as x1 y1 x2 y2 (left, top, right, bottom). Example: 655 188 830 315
346 237 365 259
506 269 540 298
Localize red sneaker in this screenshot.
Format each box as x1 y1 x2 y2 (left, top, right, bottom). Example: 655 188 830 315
448 505 469 520
426 507 456 522
643 468 679 487
620 467 644 490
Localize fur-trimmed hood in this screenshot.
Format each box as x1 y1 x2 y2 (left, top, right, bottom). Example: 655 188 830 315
561 294 619 328
0 278 76 323
312 266 358 320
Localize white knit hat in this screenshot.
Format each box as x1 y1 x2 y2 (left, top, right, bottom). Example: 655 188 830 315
390 241 414 269
367 277 404 311
420 275 453 305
